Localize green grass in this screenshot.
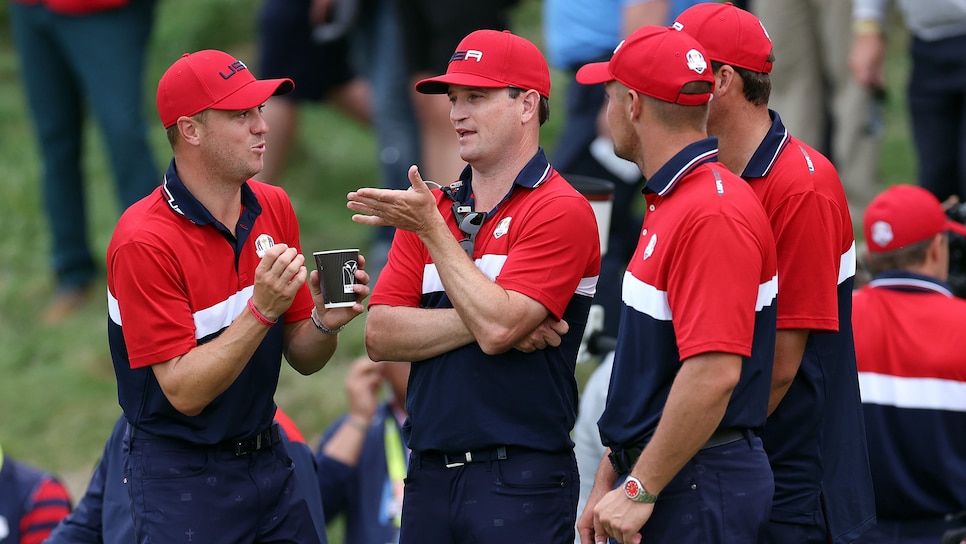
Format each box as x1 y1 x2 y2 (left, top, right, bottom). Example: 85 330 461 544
0 1 914 541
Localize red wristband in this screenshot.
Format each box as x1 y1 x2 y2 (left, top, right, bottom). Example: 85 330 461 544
247 298 277 326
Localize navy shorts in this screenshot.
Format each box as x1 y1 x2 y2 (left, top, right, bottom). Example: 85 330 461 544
123 427 322 543
396 0 518 76
614 434 773 543
400 446 578 543
257 0 356 102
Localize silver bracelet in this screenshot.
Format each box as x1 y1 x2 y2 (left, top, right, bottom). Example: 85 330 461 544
311 307 345 335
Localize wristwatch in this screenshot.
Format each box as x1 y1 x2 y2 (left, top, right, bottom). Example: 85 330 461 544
623 475 659 503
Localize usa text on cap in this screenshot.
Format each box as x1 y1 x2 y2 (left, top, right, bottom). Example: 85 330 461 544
156 49 294 129
415 29 551 99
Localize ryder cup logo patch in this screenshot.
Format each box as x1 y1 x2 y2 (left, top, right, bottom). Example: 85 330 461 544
870 221 894 248
494 217 511 239
254 233 275 258
686 49 707 74
643 233 658 260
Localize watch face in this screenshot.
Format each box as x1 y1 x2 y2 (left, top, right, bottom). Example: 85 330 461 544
624 478 641 498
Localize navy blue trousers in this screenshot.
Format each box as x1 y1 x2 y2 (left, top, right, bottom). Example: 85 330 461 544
613 434 773 544
908 33 966 202
124 431 322 544
400 447 578 544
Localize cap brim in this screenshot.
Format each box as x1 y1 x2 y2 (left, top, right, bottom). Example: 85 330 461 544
211 78 295 111
946 219 966 237
575 62 614 86
415 73 518 95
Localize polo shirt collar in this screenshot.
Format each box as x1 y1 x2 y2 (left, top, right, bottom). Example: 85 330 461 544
643 137 719 197
160 158 262 226
742 109 792 179
868 270 955 297
449 147 555 207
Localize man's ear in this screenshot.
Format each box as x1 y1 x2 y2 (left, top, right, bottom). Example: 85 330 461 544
519 88 540 124
626 88 643 123
713 65 739 98
176 115 202 146
928 232 947 262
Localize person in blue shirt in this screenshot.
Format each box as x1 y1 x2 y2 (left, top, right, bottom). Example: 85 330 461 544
315 356 411 544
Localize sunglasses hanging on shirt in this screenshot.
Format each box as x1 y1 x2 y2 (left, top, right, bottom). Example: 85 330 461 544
440 182 485 259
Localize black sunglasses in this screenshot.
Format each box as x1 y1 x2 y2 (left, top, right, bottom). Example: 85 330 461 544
440 181 485 258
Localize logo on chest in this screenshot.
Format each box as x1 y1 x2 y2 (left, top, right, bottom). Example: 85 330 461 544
494 217 512 239
643 233 658 261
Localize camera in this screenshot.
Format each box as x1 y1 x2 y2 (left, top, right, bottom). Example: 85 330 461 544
945 202 966 298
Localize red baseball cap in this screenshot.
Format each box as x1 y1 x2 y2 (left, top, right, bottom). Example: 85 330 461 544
156 49 294 129
575 25 714 106
673 2 774 74
415 29 551 99
864 184 966 253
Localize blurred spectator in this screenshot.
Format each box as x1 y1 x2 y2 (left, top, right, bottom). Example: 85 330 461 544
542 0 654 342
7 0 159 324
255 0 371 184
315 357 411 544
351 0 421 282
257 0 418 283
849 0 966 203
750 0 882 212
44 408 326 544
0 444 71 544
853 184 966 544
396 0 519 184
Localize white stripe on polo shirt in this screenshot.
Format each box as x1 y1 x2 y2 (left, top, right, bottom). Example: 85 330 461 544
839 241 856 285
859 371 966 412
623 271 778 321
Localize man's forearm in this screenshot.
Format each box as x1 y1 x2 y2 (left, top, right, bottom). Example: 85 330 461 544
366 305 475 362
418 223 550 353
631 353 740 494
283 318 339 375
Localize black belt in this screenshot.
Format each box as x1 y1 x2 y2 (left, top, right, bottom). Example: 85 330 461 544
421 446 510 468
128 423 282 457
230 423 282 456
609 427 749 475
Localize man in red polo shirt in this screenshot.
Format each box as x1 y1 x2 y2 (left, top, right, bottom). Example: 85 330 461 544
853 185 966 544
